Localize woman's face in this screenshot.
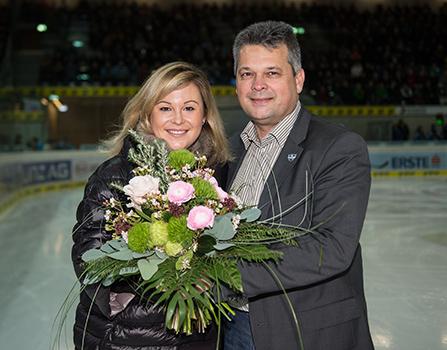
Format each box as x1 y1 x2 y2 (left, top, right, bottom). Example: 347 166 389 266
150 83 205 150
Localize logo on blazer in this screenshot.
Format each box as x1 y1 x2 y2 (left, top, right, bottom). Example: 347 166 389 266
287 153 297 162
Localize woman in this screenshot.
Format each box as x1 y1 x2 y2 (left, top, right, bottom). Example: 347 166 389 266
72 62 231 350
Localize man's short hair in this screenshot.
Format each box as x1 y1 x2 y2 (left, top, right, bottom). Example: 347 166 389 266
233 21 302 76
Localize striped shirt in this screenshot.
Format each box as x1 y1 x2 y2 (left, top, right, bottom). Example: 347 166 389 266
231 101 301 206
228 101 301 311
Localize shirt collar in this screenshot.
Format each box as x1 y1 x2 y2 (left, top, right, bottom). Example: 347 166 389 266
240 101 301 149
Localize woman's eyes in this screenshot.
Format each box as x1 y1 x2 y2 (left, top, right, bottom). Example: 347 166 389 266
158 106 195 112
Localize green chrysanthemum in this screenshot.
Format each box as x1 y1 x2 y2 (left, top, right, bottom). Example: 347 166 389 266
168 149 196 171
191 177 218 201
164 241 183 257
168 215 194 247
127 222 151 253
149 221 169 246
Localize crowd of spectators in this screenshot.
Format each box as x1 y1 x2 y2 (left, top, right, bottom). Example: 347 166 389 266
2 1 447 105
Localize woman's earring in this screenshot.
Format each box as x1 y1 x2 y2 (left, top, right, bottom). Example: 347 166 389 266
202 119 206 125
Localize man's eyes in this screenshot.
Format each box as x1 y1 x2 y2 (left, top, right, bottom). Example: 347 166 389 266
239 71 280 78
240 72 253 78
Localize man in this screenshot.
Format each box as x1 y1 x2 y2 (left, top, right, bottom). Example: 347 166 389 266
223 21 374 350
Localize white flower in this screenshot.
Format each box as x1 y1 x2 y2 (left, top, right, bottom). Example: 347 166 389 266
181 258 191 270
232 215 241 230
104 210 112 221
231 193 243 209
123 175 160 206
121 231 129 243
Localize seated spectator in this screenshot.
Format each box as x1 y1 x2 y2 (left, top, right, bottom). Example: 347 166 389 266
392 119 410 141
413 126 426 141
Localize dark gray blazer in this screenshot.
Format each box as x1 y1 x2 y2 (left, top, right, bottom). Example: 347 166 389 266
227 108 374 350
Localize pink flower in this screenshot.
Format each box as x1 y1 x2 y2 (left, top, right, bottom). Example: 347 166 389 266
215 186 229 200
123 175 160 207
208 176 218 186
208 176 228 200
167 181 195 204
187 206 215 230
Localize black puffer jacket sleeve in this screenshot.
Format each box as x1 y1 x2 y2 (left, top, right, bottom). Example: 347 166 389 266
72 155 132 318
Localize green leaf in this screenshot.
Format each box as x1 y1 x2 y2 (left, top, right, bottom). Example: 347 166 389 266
108 248 134 261
240 207 261 222
136 208 152 222
119 266 139 275
222 245 283 263
155 250 168 260
213 242 235 251
165 293 180 328
132 251 155 259
185 293 195 319
148 254 167 266
153 290 173 308
102 275 115 287
196 235 217 255
82 273 102 285
108 239 126 250
212 260 243 293
177 295 187 329
81 249 106 262
205 214 235 240
100 242 117 254
138 258 159 280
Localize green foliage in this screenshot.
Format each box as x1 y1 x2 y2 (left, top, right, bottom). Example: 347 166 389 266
149 220 169 246
84 256 139 284
190 177 218 201
233 222 300 247
168 149 196 170
128 222 151 253
207 258 243 293
168 215 194 246
127 130 170 191
218 244 283 263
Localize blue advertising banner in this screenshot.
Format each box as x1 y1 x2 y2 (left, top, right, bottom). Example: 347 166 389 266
370 152 446 170
20 160 72 185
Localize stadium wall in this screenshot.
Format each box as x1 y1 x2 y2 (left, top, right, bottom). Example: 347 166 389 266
1 143 446 215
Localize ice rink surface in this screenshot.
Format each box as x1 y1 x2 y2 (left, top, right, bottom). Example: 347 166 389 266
0 178 446 349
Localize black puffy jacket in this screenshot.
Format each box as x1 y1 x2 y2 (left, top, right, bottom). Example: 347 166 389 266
72 138 218 350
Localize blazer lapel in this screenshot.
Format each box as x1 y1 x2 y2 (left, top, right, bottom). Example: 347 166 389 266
226 136 247 191
258 108 311 218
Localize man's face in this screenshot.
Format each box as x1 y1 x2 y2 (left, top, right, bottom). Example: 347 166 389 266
236 44 305 138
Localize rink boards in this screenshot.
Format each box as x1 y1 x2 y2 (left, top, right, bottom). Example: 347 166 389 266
1 143 446 214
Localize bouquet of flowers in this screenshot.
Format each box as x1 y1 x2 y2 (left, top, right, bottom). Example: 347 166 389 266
79 131 304 335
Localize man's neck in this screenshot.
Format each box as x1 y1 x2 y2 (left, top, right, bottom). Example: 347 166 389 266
255 125 273 140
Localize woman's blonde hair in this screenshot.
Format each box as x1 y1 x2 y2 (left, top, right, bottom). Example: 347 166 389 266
103 62 231 166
